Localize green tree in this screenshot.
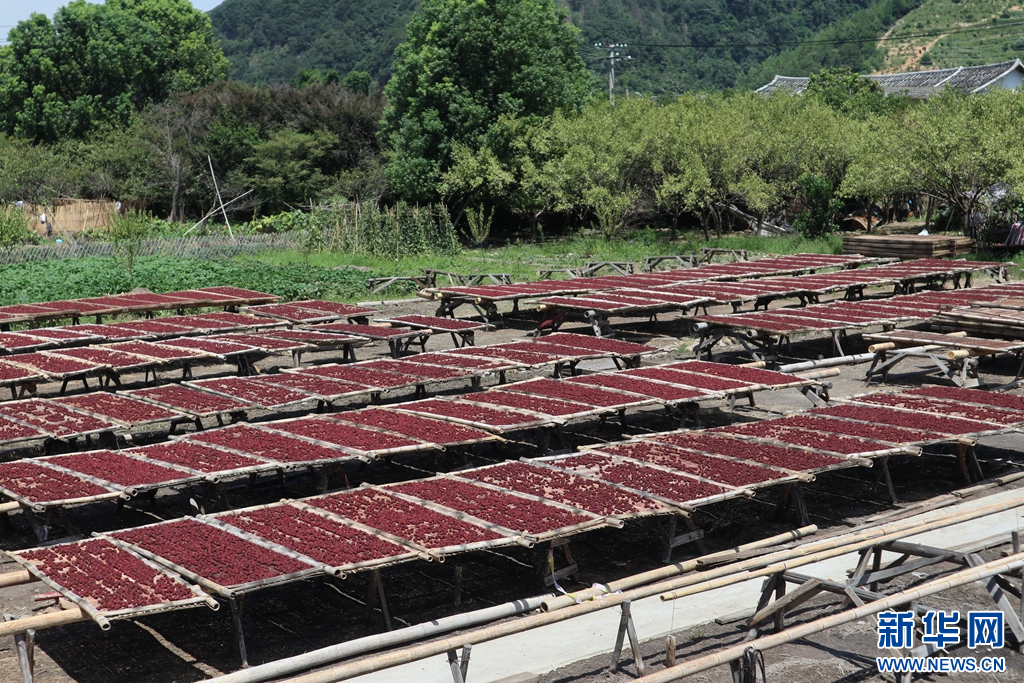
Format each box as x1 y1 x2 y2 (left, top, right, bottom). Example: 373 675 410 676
382 0 589 202
341 71 373 96
842 90 1023 238
0 0 229 143
806 67 888 117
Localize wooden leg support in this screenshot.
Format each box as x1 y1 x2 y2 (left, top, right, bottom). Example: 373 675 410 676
663 514 706 563
609 599 646 676
543 538 579 589
364 569 393 631
447 644 472 683
229 595 248 668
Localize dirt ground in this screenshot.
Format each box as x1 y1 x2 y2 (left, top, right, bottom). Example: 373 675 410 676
2 274 1024 682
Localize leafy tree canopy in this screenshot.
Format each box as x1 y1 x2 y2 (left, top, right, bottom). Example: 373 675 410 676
0 0 229 143
381 0 591 202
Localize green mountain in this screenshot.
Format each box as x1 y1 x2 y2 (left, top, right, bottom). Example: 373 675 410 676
741 0 1024 87
210 0 896 93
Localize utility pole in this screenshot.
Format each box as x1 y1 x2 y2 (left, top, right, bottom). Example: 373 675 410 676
595 43 631 105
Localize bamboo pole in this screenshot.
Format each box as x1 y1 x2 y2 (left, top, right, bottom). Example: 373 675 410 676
265 520 1024 683
0 608 87 636
658 496 1021 602
947 349 971 360
540 525 818 612
792 368 840 380
776 353 875 373
635 552 1024 683
0 570 35 588
204 593 554 683
867 342 895 353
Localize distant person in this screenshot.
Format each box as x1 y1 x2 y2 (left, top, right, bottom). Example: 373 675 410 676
41 212 52 238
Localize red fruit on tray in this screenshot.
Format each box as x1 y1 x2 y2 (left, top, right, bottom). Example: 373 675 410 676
813 404 997 435
18 538 195 611
651 433 844 471
295 365 421 389
462 462 663 516
55 393 182 425
51 348 155 370
355 360 473 380
114 518 311 587
191 377 310 408
0 399 116 436
331 409 492 445
219 505 408 566
907 386 1024 412
133 440 266 473
187 423 350 463
504 378 640 408
254 373 369 398
0 461 112 503
130 384 251 414
391 478 593 534
766 415 932 445
397 399 541 427
160 338 256 355
43 450 190 488
469 391 591 417
312 323 416 339
272 417 424 453
854 394 1024 426
625 368 750 391
596 441 786 487
307 488 507 549
568 374 705 402
550 454 726 504
106 341 209 360
716 422 892 455
9 353 101 376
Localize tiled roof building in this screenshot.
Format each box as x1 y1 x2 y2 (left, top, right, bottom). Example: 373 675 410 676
756 59 1024 98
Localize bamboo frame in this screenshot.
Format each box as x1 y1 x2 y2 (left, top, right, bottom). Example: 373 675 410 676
536 451 748 510
8 537 215 628
576 441 812 492
183 380 314 411
33 456 202 497
390 403 555 435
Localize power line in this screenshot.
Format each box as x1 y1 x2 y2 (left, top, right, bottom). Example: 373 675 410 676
599 18 1024 50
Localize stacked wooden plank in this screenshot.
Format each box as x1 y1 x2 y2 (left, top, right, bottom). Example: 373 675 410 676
931 304 1024 340
841 234 976 259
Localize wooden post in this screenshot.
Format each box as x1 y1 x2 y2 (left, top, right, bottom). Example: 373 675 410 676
447 649 464 683
665 635 677 668
609 599 646 675
453 566 463 607
1015 532 1024 629
460 644 471 682
229 595 248 668
15 628 34 683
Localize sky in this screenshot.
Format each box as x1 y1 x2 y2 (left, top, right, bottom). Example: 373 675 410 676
2 1 223 41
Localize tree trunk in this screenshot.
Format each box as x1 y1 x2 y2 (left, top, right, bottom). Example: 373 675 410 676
699 212 710 240
670 210 680 241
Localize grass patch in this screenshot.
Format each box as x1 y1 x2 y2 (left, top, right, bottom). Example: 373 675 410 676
0 232 843 306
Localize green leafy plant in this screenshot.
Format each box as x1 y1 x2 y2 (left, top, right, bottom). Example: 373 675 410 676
793 173 843 240
464 205 494 245
0 206 35 250
108 210 153 285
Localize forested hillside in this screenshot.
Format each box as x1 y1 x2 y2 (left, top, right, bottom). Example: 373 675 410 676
744 0 1024 87
211 0 887 92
